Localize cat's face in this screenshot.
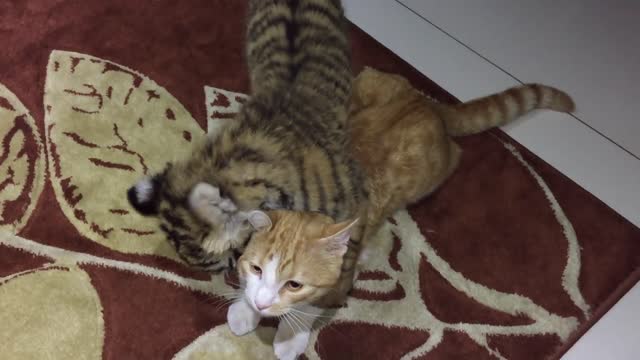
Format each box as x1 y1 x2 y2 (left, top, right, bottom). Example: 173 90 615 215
127 166 252 272
237 210 357 316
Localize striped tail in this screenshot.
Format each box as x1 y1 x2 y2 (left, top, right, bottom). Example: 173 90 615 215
436 83 576 137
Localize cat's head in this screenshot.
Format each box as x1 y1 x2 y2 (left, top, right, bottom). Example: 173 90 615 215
127 164 252 272
237 210 358 317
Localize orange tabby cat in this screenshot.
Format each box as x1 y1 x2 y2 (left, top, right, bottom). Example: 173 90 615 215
350 67 575 231
227 210 357 360
227 68 575 359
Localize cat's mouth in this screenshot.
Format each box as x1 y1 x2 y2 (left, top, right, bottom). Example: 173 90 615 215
255 305 281 317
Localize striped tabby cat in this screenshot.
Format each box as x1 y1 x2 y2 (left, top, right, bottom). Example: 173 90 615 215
127 0 369 276
226 68 575 359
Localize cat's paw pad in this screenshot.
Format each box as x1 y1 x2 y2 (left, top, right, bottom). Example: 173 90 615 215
227 301 259 336
274 339 307 360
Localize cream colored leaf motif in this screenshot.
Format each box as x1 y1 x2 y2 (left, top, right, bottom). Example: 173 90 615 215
205 86 247 137
1 164 585 360
300 207 582 360
0 83 45 233
173 325 277 360
503 142 590 319
0 231 220 295
0 264 104 359
304 145 588 360
44 50 205 260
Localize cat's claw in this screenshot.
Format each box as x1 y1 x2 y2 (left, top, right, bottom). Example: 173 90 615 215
227 300 260 336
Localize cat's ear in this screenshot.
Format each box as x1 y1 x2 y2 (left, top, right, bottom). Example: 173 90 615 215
246 210 272 232
188 182 237 224
127 175 163 215
320 218 359 257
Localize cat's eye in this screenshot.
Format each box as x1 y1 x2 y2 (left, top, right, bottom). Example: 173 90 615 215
286 280 303 291
249 264 262 276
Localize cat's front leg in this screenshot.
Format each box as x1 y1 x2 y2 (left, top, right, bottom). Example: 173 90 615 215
273 328 309 360
227 298 260 336
273 306 321 360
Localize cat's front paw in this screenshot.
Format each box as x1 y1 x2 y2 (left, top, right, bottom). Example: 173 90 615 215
273 324 310 360
273 338 307 360
227 300 259 336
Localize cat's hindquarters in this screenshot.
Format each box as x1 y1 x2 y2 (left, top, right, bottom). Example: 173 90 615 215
290 0 352 110
438 83 576 137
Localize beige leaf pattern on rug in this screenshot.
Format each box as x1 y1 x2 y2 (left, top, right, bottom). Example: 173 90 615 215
0 264 104 359
303 208 581 360
205 86 247 137
44 50 205 260
0 83 45 233
173 325 277 360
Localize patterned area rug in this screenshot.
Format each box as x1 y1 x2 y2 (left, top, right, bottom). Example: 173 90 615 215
1 1 639 359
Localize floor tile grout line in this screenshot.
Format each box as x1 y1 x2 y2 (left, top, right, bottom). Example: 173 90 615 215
392 0 640 162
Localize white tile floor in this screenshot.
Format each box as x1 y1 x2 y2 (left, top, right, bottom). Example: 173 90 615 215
399 0 640 159
342 0 640 358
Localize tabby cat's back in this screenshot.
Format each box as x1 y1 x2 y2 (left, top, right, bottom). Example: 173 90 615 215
127 0 366 275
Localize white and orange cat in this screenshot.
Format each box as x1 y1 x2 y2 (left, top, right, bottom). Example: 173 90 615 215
227 68 575 360
228 210 356 360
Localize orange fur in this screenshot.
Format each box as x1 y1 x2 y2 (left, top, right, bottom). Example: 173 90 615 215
238 211 356 312
350 67 575 240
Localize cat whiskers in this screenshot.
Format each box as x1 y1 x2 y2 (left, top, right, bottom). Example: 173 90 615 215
289 307 333 319
212 298 237 311
282 307 342 356
208 290 242 311
285 307 332 331
290 307 349 339
284 312 307 333
281 312 301 334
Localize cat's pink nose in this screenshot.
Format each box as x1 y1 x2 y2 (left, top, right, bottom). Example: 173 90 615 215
255 301 271 311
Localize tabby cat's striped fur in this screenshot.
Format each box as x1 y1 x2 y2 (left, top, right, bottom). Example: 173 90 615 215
127 0 369 275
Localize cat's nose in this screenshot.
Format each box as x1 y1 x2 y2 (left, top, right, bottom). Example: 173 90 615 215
255 287 276 311
255 300 271 311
